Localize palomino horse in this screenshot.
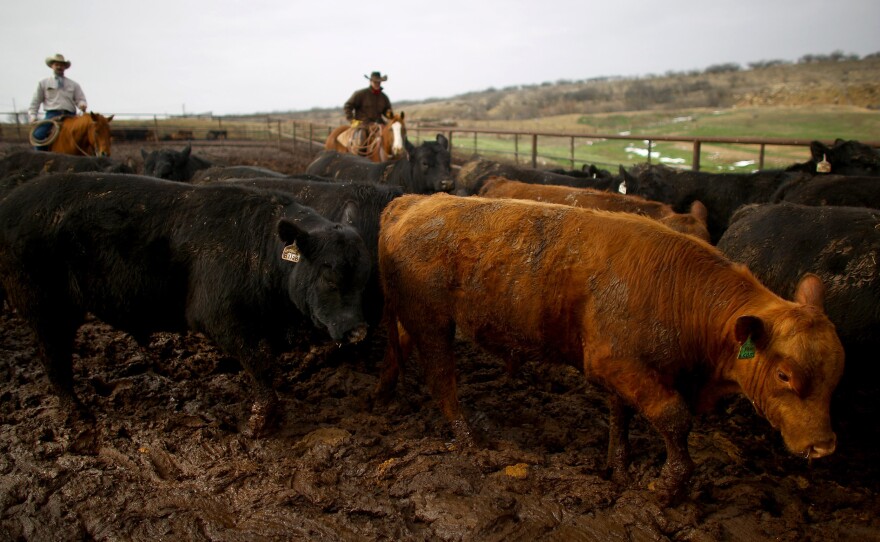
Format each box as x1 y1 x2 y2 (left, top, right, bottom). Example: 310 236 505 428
324 112 406 163
32 112 115 156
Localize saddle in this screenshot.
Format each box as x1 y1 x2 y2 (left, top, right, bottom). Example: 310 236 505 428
337 123 382 157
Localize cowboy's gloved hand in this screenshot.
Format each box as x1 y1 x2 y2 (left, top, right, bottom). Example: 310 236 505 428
78 104 87 112
28 116 37 123
351 120 361 127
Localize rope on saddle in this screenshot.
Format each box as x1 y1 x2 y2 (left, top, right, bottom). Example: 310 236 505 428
28 118 63 147
348 123 383 157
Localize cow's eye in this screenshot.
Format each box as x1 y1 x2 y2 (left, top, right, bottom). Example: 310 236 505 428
776 370 790 384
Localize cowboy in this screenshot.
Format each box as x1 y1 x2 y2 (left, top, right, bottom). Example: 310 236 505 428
28 53 88 151
344 71 394 148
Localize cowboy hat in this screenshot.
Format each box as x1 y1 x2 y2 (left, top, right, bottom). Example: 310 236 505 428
45 54 71 68
365 71 388 82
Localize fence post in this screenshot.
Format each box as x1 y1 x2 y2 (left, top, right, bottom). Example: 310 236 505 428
531 134 538 169
309 124 314 155
692 141 702 171
153 115 160 141
758 143 766 170
570 136 575 170
292 121 297 152
514 134 519 165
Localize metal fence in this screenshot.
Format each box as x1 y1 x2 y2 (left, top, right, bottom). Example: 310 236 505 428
3 112 878 172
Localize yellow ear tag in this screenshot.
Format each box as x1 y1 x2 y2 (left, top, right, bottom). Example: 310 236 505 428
816 154 831 173
281 243 301 263
738 336 756 359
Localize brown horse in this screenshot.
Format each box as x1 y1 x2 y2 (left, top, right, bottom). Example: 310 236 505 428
324 112 406 162
34 112 115 156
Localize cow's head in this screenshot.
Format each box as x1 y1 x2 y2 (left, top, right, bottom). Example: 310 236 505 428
278 217 370 345
407 134 455 194
730 273 844 460
810 139 880 176
141 144 192 181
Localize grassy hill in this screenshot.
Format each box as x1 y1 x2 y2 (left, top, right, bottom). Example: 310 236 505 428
269 56 880 126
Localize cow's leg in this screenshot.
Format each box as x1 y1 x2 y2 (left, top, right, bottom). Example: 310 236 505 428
375 319 411 402
413 324 474 448
29 310 88 422
236 342 280 438
592 358 694 504
606 394 633 484
650 399 694 505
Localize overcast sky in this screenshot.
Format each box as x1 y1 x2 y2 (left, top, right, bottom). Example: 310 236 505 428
2 0 878 118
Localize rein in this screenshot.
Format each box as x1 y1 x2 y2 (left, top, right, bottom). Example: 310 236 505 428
69 116 97 156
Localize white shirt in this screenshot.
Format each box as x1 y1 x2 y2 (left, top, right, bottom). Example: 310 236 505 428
28 75 87 122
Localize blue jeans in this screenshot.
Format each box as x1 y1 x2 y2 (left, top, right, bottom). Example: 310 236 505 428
33 110 72 151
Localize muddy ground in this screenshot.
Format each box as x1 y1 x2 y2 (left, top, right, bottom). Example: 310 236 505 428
0 141 879 541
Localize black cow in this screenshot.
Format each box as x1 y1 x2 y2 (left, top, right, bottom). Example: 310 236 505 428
190 165 288 183
141 144 213 181
455 158 621 196
0 148 134 181
771 174 880 209
0 172 371 436
785 139 880 176
718 202 880 383
305 134 454 194
217 177 404 324
620 164 809 243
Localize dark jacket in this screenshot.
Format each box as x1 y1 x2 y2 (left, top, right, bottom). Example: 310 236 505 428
344 87 393 123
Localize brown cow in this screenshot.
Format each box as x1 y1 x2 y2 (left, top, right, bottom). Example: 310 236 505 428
376 193 844 505
479 176 711 242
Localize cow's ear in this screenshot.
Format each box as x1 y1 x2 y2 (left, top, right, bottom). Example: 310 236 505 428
180 144 192 160
278 218 309 246
793 273 825 310
436 134 449 150
810 141 829 161
689 200 708 223
340 201 359 227
404 138 415 154
141 148 148 159
734 315 766 359
107 115 114 122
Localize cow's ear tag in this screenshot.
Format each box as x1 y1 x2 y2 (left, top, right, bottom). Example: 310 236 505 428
618 180 627 194
738 336 756 359
281 243 301 263
816 154 831 173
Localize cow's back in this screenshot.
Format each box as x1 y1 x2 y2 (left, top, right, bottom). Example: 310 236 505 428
380 194 730 363
0 173 296 336
479 177 710 242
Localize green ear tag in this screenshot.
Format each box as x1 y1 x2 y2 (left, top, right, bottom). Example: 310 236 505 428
738 336 756 359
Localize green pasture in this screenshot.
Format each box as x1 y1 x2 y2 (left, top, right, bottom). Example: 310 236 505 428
412 106 880 172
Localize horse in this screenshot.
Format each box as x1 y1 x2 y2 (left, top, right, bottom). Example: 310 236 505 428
31 112 115 156
324 112 407 163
